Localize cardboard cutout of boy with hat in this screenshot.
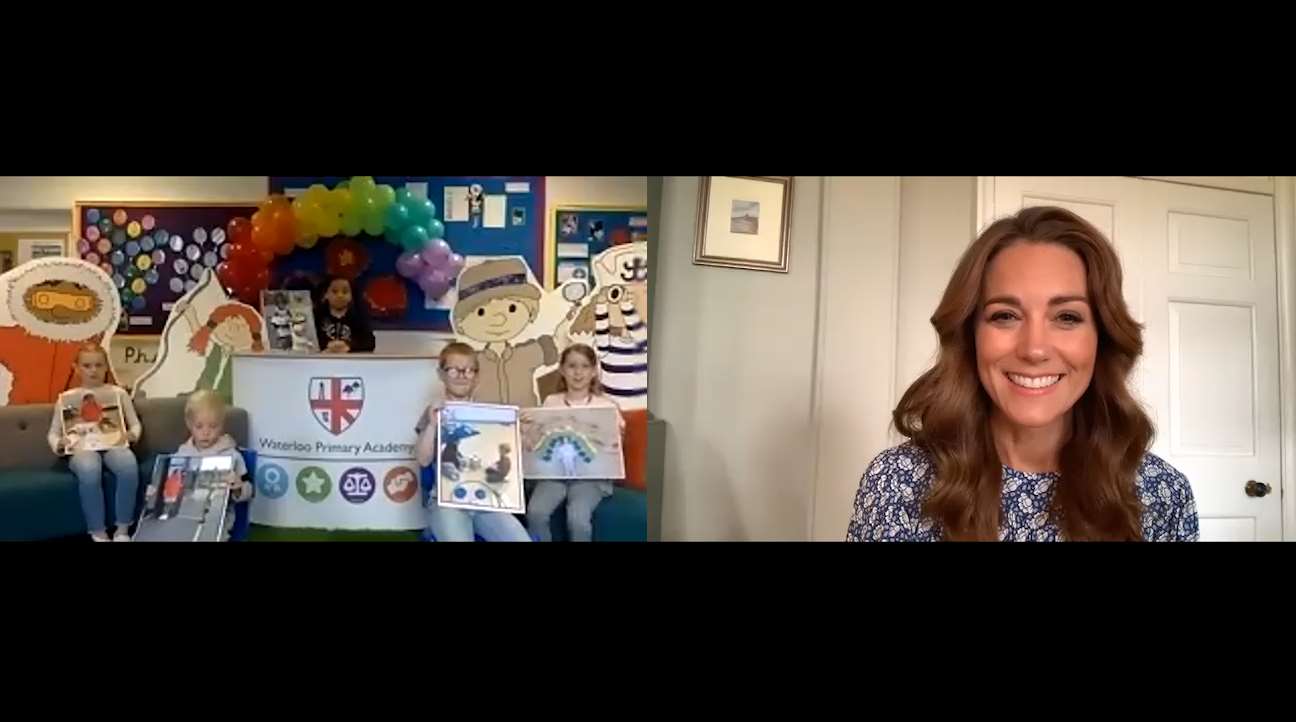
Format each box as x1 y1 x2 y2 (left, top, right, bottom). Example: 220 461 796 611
452 258 559 408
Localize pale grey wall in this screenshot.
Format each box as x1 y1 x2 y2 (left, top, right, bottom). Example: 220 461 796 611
651 176 822 540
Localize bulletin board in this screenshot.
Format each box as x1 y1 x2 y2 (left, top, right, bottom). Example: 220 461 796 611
547 206 649 288
268 177 544 331
72 202 259 336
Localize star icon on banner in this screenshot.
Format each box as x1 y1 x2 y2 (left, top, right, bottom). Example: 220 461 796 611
302 471 327 494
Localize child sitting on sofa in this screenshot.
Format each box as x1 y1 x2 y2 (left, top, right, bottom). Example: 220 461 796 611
144 390 252 540
46 342 142 542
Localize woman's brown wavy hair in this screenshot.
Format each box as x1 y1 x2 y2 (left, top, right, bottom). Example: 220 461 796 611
893 206 1152 541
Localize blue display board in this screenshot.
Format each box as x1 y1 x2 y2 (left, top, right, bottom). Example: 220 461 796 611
550 206 648 288
267 177 544 331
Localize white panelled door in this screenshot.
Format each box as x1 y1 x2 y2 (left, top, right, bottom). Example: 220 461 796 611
989 177 1283 541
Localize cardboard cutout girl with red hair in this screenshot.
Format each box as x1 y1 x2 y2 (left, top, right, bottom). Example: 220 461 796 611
183 303 264 403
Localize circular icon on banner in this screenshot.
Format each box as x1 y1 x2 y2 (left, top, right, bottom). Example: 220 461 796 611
193 227 208 245
86 208 101 224
169 277 185 294
339 467 377 504
85 226 100 242
383 466 419 504
112 209 127 226
98 218 114 235
126 221 141 238
256 463 290 499
140 235 155 252
141 214 156 231
296 466 332 503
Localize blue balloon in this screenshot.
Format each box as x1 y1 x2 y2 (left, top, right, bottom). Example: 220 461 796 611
395 188 414 206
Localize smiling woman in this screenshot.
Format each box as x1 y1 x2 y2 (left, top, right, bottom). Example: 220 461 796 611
847 206 1199 542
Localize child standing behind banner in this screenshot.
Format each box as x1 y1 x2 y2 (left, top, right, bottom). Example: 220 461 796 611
525 343 625 542
412 342 531 542
316 276 375 354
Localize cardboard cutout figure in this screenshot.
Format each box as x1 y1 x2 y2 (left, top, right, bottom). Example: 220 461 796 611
0 257 121 406
564 242 649 411
451 256 579 408
133 269 265 404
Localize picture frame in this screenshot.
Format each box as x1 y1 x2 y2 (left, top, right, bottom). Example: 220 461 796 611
693 176 793 273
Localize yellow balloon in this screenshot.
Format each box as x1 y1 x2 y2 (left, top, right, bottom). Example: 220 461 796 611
298 233 320 249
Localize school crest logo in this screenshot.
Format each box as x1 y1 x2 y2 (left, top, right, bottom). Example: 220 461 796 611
308 376 364 436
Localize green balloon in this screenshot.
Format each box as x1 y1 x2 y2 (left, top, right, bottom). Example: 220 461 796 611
363 212 385 237
385 203 411 233
427 219 445 239
401 225 429 252
340 210 363 237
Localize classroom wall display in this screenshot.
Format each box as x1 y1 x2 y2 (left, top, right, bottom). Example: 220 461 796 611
108 336 161 392
72 202 259 336
133 268 265 404
268 177 544 331
0 257 122 406
233 353 438 530
548 206 648 289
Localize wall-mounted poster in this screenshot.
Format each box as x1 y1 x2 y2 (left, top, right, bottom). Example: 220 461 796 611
72 202 259 336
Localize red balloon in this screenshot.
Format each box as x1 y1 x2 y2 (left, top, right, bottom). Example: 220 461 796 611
227 217 253 247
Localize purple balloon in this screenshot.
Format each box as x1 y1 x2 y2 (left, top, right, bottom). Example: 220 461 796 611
417 268 451 299
447 253 466 275
396 251 425 279
422 238 452 268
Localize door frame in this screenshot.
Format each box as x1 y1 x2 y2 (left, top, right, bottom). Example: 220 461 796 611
977 176 1296 541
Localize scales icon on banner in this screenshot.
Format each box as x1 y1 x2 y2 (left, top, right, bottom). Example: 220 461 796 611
308 376 364 436
339 467 377 504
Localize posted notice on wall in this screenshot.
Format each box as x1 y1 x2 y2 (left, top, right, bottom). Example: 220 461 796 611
233 354 441 530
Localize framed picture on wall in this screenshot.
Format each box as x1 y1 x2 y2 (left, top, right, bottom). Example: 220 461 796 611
693 176 792 273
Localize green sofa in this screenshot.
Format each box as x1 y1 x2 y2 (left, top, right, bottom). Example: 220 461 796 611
0 397 249 541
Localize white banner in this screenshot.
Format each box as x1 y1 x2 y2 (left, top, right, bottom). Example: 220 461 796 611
233 354 441 530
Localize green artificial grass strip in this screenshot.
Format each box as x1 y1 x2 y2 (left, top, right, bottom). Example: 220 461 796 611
246 524 422 542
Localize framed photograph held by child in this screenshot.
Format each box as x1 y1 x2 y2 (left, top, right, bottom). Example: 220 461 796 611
436 402 526 514
519 406 626 480
260 289 319 353
57 387 130 455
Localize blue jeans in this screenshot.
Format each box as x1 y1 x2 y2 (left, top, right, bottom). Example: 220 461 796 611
526 480 612 542
69 448 140 533
426 502 532 542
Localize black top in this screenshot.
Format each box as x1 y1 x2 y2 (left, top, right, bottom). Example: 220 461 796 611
315 304 376 353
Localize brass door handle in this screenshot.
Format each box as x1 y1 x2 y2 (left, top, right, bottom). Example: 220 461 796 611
1245 480 1272 498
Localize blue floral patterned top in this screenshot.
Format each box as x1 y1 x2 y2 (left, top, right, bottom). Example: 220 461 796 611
846 442 1199 541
